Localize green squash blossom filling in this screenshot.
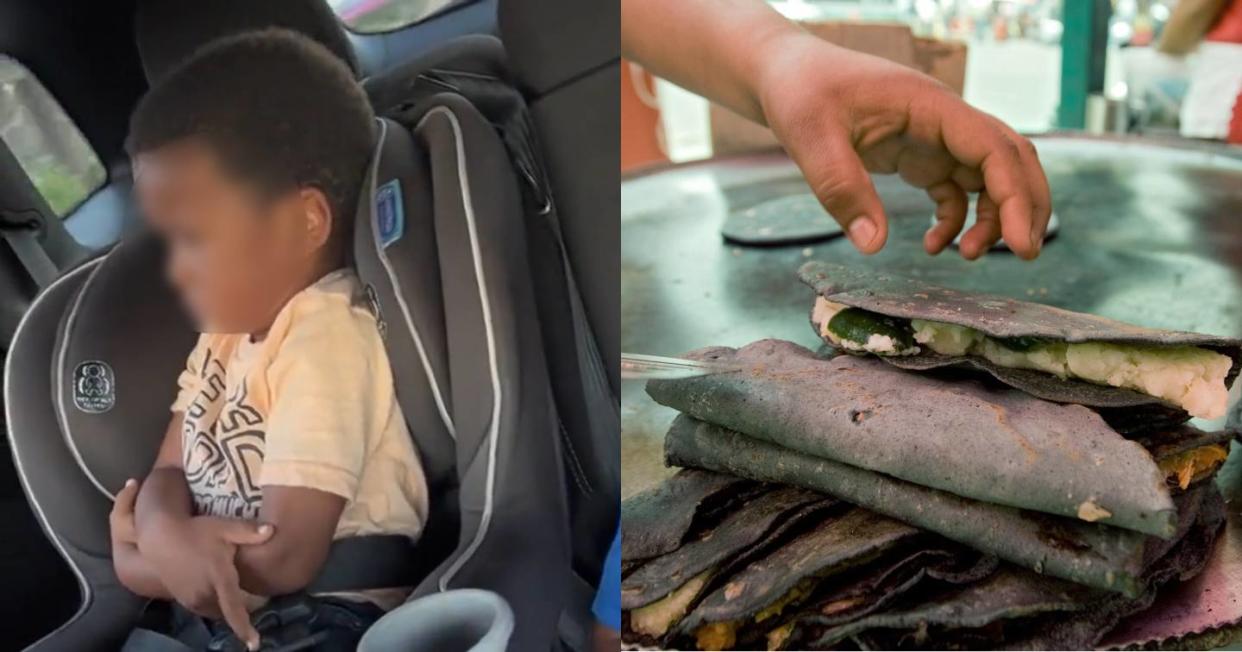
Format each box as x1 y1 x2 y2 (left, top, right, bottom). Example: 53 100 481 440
813 299 919 356
813 297 1232 419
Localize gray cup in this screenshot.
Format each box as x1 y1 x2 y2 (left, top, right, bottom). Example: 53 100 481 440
357 589 514 652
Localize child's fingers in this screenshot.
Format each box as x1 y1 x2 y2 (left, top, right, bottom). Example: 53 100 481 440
111 478 139 518
109 479 140 544
212 561 259 650
207 518 276 546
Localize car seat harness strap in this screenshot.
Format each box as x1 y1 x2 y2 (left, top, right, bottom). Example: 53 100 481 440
305 534 420 593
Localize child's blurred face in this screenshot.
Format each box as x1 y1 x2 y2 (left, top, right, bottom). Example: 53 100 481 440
134 140 329 334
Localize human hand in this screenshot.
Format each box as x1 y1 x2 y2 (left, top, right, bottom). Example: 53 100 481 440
755 33 1051 260
138 514 274 650
110 478 141 546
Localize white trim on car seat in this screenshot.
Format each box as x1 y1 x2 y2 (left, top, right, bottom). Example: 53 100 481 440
369 118 457 441
6 259 102 649
54 253 114 500
414 107 501 592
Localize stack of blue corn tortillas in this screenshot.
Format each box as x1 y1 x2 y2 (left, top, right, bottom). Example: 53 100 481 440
621 264 1241 651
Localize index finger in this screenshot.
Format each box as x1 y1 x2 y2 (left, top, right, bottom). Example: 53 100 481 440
936 104 1039 258
212 559 259 650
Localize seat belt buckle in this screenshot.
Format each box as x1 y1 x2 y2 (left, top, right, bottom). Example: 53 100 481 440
206 594 328 652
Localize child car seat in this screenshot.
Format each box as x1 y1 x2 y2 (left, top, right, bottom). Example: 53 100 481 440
362 40 621 645
352 104 575 651
5 0 613 650
4 234 436 651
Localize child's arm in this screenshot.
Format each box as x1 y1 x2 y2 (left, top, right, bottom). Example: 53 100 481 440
621 0 1051 260
129 416 342 597
238 317 392 596
129 415 272 649
111 416 188 599
133 414 194 537
111 479 172 599
233 486 346 596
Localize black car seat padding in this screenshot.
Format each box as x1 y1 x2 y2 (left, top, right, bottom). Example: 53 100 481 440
353 118 455 484
352 117 462 585
53 236 195 500
7 259 147 652
354 95 572 652
363 35 511 115
135 0 360 84
364 28 620 647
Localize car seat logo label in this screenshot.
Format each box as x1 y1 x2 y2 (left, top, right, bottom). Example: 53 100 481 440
375 179 405 249
73 360 115 414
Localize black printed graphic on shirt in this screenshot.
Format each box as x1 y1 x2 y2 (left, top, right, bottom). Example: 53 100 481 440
182 349 267 519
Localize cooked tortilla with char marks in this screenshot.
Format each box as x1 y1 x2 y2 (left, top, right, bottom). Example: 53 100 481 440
814 297 1232 419
648 340 1177 538
800 261 1242 422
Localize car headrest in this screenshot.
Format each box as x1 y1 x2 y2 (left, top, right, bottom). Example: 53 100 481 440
353 118 457 492
363 35 510 117
498 0 618 96
135 0 360 84
54 235 197 498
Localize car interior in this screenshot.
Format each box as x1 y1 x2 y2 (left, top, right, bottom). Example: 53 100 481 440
0 0 619 649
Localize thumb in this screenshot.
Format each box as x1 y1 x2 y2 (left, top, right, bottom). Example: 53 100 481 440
210 518 275 545
112 478 139 515
787 129 888 254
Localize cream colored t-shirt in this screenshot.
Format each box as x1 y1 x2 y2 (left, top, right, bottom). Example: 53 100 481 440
171 269 428 609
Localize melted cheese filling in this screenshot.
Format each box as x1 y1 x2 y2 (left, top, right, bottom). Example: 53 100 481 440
812 298 1232 419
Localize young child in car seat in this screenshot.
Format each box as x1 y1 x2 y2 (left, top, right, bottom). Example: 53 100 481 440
106 28 428 652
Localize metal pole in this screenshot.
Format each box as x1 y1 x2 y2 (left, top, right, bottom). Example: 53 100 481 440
1058 0 1112 129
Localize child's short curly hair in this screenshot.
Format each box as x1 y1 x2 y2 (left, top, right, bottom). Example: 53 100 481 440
127 27 375 248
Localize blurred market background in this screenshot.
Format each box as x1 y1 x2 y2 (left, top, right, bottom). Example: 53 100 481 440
623 0 1242 169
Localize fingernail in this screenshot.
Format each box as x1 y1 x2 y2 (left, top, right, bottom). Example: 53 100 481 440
1030 226 1043 253
848 217 877 249
248 636 260 651
257 524 273 535
125 479 136 488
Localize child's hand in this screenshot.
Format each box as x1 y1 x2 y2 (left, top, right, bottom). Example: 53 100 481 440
139 515 274 650
755 33 1051 260
109 478 140 546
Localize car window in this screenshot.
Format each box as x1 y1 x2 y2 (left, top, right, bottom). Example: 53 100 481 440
328 0 468 33
0 55 105 217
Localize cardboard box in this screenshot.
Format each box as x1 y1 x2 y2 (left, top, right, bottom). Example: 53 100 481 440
710 22 968 156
